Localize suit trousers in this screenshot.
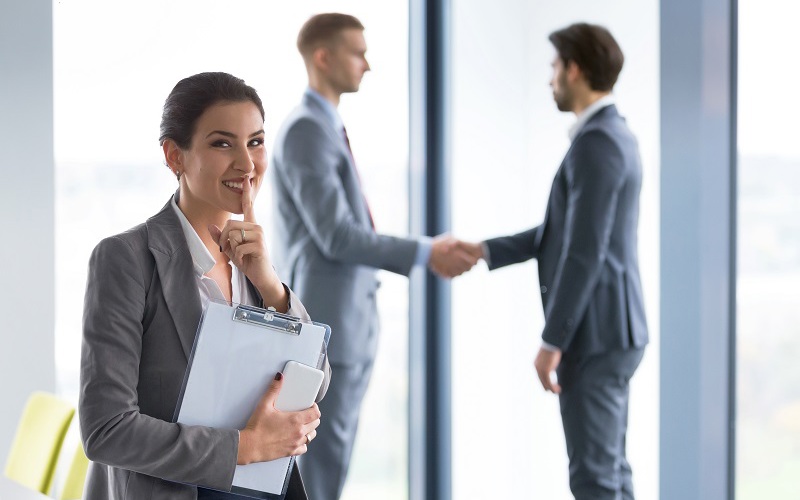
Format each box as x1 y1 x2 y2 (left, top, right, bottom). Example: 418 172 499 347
556 347 645 500
299 360 375 500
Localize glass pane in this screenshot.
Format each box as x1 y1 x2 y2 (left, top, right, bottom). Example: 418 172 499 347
736 2 800 498
54 2 408 498
449 1 660 498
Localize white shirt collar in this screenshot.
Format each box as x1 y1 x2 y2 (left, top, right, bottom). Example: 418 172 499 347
568 94 616 141
170 195 216 277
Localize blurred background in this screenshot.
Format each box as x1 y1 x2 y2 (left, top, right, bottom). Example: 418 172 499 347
1 0 798 498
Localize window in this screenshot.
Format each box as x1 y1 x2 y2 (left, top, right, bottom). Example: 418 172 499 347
736 1 800 497
449 1 659 497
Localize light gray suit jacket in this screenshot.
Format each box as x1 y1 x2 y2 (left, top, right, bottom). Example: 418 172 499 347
79 194 330 500
270 94 418 365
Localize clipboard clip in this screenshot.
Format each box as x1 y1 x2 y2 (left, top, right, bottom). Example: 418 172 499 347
233 305 302 335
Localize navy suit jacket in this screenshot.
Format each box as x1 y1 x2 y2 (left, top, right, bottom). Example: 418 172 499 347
485 105 648 356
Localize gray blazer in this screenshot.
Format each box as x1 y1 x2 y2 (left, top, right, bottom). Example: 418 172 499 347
270 94 418 364
79 195 330 500
485 105 648 356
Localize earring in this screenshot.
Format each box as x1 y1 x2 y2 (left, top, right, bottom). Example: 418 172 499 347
166 163 181 181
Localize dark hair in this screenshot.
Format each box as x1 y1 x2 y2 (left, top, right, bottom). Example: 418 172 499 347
548 23 624 92
297 13 364 58
159 72 265 149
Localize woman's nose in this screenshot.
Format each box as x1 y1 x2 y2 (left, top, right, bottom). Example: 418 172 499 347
234 149 255 173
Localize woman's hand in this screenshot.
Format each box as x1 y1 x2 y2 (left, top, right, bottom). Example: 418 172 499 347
208 176 288 311
237 372 322 465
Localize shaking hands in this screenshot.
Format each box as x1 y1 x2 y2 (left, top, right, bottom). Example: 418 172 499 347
428 235 485 279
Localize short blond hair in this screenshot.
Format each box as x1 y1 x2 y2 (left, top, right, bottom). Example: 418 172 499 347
297 13 364 58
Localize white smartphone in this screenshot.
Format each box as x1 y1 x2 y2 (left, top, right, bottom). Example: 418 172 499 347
274 361 325 412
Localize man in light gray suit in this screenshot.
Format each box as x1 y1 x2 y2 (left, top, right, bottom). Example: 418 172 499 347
270 13 477 500
464 23 648 499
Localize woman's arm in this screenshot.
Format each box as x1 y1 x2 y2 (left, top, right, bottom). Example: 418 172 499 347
80 235 239 490
285 287 331 401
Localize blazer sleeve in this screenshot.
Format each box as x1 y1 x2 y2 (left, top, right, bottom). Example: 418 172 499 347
284 287 331 401
540 130 627 351
278 118 419 276
80 236 238 491
483 226 542 270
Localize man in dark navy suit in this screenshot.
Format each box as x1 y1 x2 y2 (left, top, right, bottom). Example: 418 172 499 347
463 23 648 500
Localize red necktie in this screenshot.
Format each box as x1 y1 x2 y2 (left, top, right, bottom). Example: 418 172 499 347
342 127 375 229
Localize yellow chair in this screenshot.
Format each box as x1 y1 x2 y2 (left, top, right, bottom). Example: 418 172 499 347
4 391 75 494
59 444 90 500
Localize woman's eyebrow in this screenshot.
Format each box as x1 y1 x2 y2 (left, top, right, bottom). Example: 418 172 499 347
204 129 265 139
205 130 236 139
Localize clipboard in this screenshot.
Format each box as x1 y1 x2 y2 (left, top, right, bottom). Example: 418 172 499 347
174 300 330 499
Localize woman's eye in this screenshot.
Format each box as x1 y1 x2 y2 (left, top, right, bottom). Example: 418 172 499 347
248 138 264 147
211 140 231 148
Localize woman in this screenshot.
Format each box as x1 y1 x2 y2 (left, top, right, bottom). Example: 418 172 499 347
79 72 330 500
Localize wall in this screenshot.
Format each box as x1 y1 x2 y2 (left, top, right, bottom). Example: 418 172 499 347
0 0 56 458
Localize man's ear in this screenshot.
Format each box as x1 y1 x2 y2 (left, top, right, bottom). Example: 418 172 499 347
162 139 183 174
566 60 584 85
312 45 330 72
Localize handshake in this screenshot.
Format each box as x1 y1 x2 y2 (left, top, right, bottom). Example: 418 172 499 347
428 235 484 279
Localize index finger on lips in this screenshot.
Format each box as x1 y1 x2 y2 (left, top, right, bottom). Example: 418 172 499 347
242 175 256 223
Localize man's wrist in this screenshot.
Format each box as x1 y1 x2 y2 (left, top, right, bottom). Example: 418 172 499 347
416 237 433 267
540 341 561 353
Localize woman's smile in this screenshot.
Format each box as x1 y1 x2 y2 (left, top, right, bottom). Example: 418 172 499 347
222 176 254 194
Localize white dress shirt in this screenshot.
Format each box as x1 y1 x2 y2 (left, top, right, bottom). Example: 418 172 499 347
568 94 615 141
171 197 256 308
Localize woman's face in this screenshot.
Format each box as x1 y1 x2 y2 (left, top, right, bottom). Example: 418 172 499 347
177 100 266 216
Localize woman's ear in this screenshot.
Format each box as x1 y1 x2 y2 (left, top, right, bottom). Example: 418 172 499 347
162 139 183 177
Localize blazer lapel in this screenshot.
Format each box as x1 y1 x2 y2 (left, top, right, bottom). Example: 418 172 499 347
302 96 373 228
537 159 566 250
537 105 618 248
146 194 203 360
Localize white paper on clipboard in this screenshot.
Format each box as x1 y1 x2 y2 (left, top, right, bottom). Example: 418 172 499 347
174 300 330 498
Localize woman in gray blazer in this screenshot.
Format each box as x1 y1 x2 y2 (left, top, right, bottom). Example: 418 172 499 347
79 72 330 500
